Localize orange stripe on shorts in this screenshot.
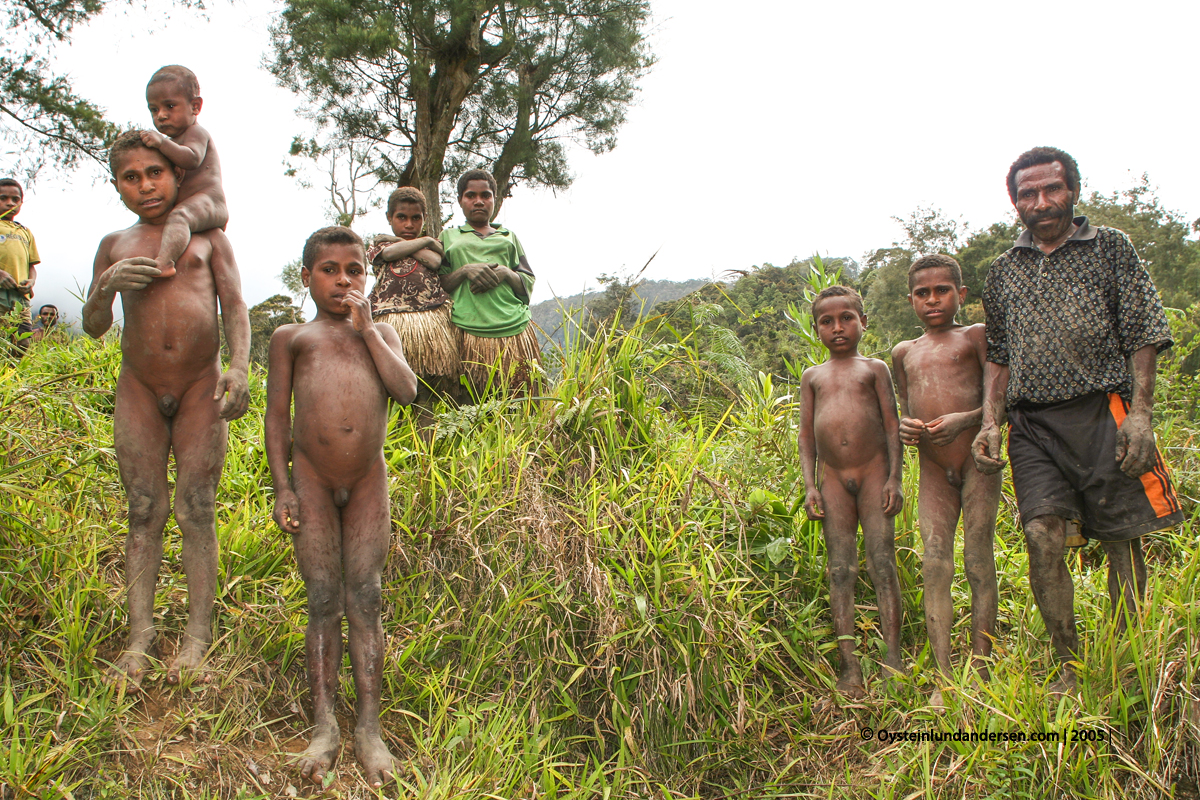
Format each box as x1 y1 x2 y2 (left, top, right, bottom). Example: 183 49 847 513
1108 393 1181 518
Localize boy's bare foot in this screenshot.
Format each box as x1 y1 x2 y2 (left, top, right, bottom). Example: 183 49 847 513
104 648 153 688
835 677 867 699
298 724 340 785
354 728 396 789
167 635 211 685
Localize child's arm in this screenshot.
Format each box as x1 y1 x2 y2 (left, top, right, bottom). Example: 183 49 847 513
345 290 418 405
873 360 905 516
140 125 208 171
377 236 442 263
798 369 823 520
891 341 924 447
209 231 251 420
973 364 1009 474
81 234 161 339
266 327 301 534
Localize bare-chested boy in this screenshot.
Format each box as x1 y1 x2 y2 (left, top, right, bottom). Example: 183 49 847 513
799 286 905 698
266 227 417 788
141 65 227 278
83 131 250 686
892 255 1000 707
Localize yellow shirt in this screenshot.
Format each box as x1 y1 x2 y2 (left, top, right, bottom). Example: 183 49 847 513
0 219 39 310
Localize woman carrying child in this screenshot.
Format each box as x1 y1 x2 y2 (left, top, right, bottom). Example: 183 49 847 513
366 187 461 404
439 169 539 396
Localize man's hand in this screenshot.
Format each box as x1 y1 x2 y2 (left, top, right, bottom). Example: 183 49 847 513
214 369 250 420
972 423 1007 474
101 257 162 294
882 478 904 516
899 416 925 447
924 411 972 447
345 289 374 333
0 269 15 290
140 130 165 149
16 279 34 298
804 489 824 521
273 488 302 534
1115 411 1156 478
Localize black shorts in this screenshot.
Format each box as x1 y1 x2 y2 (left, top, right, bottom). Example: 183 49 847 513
1007 392 1183 542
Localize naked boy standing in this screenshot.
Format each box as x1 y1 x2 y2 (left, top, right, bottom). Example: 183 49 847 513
83 131 250 686
892 254 1000 706
267 227 417 788
799 286 905 697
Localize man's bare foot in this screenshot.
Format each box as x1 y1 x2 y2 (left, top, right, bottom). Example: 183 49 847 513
155 259 176 278
104 648 153 688
835 677 867 699
167 635 211 685
354 728 396 789
297 724 340 785
1048 669 1078 697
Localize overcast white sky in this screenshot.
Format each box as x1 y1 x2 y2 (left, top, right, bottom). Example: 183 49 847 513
12 0 1200 326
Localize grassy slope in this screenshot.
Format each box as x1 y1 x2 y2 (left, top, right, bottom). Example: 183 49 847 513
1 319 1199 800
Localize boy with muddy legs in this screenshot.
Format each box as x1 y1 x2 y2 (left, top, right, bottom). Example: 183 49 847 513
141 65 227 278
799 286 905 698
83 131 250 686
891 255 1000 707
266 227 417 788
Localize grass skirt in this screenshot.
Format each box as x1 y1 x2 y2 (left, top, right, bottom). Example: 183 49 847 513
376 305 461 380
458 323 541 393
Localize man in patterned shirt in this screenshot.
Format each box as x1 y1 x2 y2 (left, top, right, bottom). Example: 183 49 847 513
972 146 1183 694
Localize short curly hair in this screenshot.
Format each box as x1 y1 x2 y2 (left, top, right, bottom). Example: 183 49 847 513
908 254 962 289
148 65 201 101
108 130 166 177
456 169 498 199
302 226 365 271
0 178 22 198
387 186 427 217
811 285 864 318
1006 146 1080 204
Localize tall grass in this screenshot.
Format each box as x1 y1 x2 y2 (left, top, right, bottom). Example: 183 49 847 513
1 308 1198 799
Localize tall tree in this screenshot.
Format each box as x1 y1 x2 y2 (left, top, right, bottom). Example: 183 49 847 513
268 0 653 233
2 0 121 179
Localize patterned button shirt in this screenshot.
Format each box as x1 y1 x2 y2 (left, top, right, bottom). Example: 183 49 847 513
983 216 1172 408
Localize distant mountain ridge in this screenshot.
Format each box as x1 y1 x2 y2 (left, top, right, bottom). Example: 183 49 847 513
531 277 713 345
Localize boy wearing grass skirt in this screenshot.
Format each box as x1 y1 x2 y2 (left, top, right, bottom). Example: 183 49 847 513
367 187 461 407
267 227 417 788
439 169 540 395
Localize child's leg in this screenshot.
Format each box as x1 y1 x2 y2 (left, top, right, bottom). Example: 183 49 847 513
340 459 395 788
108 371 172 684
858 468 903 675
916 459 962 678
290 455 345 785
960 465 1001 677
164 370 227 683
155 192 229 275
820 475 866 697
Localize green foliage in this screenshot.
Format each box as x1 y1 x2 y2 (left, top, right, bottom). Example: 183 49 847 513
268 0 654 229
247 294 304 364
1078 176 1200 310
1 0 127 179
1 315 1199 797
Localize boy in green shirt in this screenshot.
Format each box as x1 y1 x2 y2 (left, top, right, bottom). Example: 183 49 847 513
439 169 540 394
0 178 39 357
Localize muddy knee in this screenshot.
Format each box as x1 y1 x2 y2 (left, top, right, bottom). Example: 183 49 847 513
827 563 858 590
963 552 997 589
345 579 382 619
157 394 179 418
307 584 344 622
127 487 168 530
174 487 216 532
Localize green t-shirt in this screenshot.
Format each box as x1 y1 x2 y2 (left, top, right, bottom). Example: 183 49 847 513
0 220 38 312
439 224 535 338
